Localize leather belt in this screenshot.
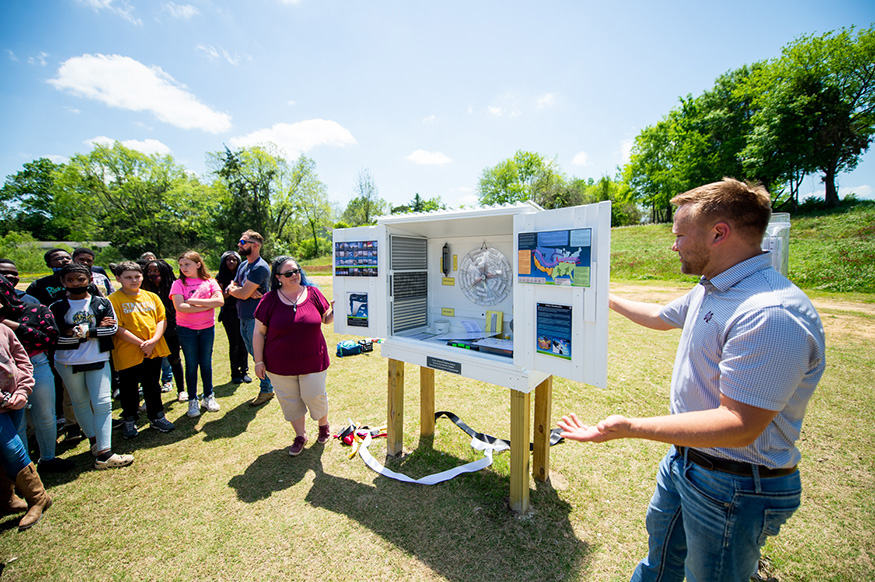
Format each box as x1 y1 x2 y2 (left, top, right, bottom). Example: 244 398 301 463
677 446 797 478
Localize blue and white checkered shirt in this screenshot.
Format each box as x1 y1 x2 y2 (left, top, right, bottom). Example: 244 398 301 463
660 252 826 469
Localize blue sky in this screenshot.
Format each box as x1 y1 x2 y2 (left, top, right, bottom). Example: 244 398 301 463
1 0 873 211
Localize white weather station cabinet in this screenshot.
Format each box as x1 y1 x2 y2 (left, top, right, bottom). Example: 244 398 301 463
332 200 611 513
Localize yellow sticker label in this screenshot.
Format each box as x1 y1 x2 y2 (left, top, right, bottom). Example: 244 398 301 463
441 308 455 317
442 277 455 286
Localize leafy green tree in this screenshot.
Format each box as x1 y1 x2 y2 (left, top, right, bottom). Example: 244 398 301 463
209 145 288 249
477 150 565 205
0 158 67 239
391 193 446 214
341 168 388 226
289 155 332 259
53 142 213 257
745 26 875 209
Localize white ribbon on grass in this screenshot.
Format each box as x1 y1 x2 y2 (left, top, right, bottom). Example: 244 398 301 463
356 431 510 485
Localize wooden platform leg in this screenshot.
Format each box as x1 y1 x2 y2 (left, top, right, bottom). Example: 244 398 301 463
509 388 531 514
420 366 435 437
533 376 553 482
387 359 404 456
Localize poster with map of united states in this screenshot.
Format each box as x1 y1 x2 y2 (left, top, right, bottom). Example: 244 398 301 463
517 228 592 287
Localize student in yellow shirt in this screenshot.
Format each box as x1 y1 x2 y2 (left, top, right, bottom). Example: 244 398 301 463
108 261 175 439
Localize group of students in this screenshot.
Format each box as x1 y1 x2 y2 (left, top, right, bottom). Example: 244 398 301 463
0 233 336 531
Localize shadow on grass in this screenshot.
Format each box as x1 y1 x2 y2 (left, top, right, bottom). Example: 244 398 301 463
228 444 325 502
199 399 261 442
229 437 590 582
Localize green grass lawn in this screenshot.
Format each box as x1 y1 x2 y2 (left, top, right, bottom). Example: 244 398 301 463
0 277 871 581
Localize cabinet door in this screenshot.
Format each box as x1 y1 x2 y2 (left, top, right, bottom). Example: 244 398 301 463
512 201 611 388
332 225 388 337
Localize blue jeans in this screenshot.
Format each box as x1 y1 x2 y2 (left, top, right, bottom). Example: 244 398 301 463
0 409 31 477
240 317 272 393
177 326 216 400
25 353 58 461
161 357 172 383
631 447 801 582
55 361 113 454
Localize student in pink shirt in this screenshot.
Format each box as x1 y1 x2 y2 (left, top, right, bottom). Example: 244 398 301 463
170 251 224 419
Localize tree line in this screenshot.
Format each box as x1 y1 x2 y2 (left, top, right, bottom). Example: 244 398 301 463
2 26 872 264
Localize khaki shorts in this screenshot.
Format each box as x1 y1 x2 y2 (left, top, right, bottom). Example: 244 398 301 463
266 370 328 421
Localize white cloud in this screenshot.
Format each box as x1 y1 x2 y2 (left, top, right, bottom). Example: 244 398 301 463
406 150 451 166
28 52 49 66
422 114 436 124
487 105 503 116
536 93 556 109
64 106 81 114
467 105 474 114
287 100 296 106
195 44 243 66
46 154 69 165
49 54 232 133
572 151 589 167
86 136 172 156
6 50 18 62
509 109 522 118
164 2 199 19
75 0 142 26
620 138 634 165
229 120 357 159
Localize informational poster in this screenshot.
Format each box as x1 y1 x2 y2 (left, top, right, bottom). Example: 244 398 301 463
334 240 378 277
518 228 592 287
346 292 369 327
536 303 572 360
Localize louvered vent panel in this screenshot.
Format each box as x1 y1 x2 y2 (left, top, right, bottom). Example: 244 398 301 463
390 236 427 271
392 272 427 299
392 297 428 333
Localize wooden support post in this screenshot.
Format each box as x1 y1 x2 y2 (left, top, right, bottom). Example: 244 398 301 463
509 388 531 514
387 359 404 456
420 366 435 437
532 376 553 482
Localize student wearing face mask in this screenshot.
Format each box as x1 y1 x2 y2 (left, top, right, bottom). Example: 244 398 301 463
25 248 73 307
49 264 133 470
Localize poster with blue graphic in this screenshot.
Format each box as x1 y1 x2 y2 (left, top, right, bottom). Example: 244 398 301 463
335 240 378 277
536 303 572 360
517 228 592 287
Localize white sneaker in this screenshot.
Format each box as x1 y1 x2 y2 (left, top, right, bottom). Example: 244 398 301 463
161 382 173 393
177 392 187 403
187 398 201 418
202 394 220 413
94 453 134 470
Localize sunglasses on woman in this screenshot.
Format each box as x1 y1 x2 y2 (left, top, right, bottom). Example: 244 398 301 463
277 269 301 278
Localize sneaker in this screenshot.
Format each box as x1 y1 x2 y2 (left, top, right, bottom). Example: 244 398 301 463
242 374 253 383
288 435 307 456
317 424 331 444
122 419 138 439
150 415 175 433
161 382 173 393
177 392 188 403
93 453 134 470
202 394 220 413
112 417 124 430
187 399 201 418
249 392 274 407
37 457 75 473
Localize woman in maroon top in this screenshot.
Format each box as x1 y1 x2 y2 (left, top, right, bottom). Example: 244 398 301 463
252 257 334 456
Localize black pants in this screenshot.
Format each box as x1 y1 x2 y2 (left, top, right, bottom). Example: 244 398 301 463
118 357 164 421
221 310 249 379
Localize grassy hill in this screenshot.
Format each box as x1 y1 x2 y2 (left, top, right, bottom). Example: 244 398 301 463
610 201 875 296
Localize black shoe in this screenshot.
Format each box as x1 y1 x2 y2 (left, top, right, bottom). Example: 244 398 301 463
112 417 125 430
242 374 253 383
37 457 76 473
64 424 84 442
232 376 243 384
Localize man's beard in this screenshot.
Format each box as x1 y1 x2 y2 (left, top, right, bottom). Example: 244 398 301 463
239 246 251 257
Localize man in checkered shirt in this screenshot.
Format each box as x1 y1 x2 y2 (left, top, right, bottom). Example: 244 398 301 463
559 178 826 582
